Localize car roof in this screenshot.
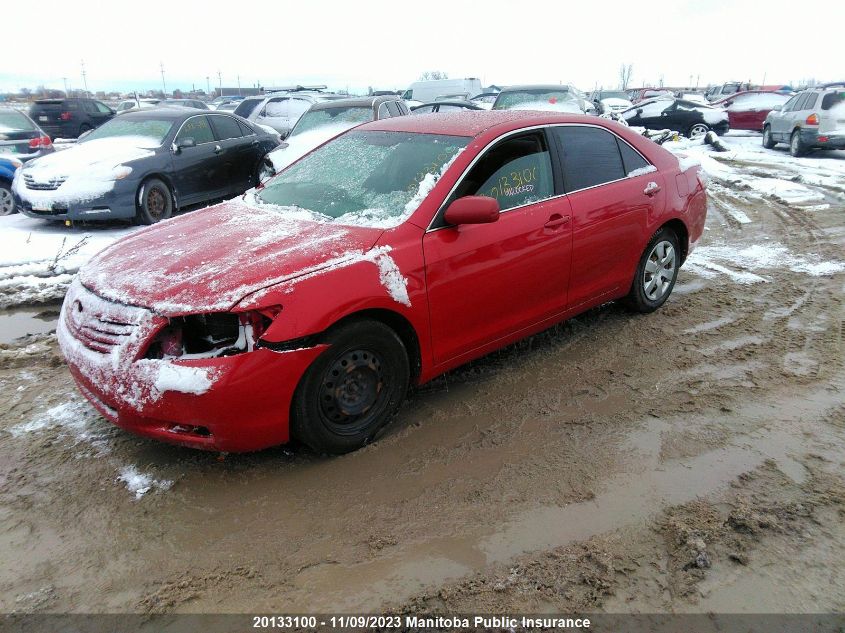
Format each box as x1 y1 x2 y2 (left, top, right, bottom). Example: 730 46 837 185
499 84 573 92
414 100 482 108
120 109 203 121
360 110 595 137
308 97 384 110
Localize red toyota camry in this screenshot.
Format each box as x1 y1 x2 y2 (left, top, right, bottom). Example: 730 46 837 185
58 111 707 454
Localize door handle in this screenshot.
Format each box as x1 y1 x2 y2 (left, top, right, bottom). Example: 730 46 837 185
544 214 571 228
251 139 259 146
643 181 661 197
214 144 223 154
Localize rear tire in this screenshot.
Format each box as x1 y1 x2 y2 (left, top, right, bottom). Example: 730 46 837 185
136 178 173 225
78 123 92 137
291 320 410 455
0 181 16 216
688 123 709 139
789 130 806 157
762 125 776 149
624 227 680 313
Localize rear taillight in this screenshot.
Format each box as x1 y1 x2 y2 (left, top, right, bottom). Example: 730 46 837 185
806 113 819 125
60 111 72 121
28 135 52 149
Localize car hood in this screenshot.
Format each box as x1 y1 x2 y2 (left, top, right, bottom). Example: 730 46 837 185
22 136 157 181
79 198 384 314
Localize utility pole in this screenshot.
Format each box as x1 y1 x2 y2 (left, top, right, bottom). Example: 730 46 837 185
206 76 210 95
160 62 166 97
217 70 222 97
81 60 88 96
62 77 68 96
237 74 241 95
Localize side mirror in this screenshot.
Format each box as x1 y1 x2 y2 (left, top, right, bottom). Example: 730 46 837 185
174 137 196 152
444 196 500 226
637 108 643 115
771 105 782 112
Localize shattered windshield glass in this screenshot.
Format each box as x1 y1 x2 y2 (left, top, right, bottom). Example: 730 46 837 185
255 130 469 226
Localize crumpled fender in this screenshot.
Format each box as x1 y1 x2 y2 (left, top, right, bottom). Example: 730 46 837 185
234 223 431 355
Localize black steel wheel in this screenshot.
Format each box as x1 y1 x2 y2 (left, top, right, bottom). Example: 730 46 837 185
292 320 409 454
136 178 173 225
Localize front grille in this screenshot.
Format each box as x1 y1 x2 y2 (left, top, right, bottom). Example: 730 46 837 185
24 173 66 190
65 289 140 355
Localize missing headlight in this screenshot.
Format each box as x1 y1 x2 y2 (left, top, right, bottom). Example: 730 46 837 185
145 311 275 360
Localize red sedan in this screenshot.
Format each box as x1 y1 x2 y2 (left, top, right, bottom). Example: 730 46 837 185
711 90 792 131
58 111 707 454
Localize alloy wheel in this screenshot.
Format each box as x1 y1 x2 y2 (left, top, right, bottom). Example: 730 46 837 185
643 240 676 301
0 188 14 216
690 124 709 139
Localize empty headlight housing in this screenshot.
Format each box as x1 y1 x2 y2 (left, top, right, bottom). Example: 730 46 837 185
144 308 280 360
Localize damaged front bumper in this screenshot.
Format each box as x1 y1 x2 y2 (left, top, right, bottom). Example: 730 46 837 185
58 279 325 452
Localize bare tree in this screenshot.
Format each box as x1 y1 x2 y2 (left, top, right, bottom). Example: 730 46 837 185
420 70 449 81
619 64 633 90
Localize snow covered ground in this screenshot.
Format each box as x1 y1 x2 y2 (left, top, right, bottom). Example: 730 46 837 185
0 213 136 309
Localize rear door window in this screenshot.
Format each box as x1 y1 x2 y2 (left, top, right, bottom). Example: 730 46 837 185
554 126 626 191
95 101 112 114
450 131 554 212
802 93 818 110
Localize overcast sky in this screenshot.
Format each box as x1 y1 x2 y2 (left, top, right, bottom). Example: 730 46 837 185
2 0 843 95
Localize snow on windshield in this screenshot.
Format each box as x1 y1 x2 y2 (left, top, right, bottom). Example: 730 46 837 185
267 121 359 173
726 93 790 111
83 118 173 146
622 98 673 119
293 107 372 136
256 130 469 228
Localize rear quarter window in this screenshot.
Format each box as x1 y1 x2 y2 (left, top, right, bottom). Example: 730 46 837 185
554 126 626 191
821 92 845 110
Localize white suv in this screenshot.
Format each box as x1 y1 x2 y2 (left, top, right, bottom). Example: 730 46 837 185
763 83 845 156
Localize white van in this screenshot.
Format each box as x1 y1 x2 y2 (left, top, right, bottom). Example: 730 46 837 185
402 78 483 103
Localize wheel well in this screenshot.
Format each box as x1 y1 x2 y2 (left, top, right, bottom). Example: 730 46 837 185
329 309 422 384
661 219 689 264
138 174 178 209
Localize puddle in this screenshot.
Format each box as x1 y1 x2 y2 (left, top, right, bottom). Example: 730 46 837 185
0 307 59 344
284 379 845 612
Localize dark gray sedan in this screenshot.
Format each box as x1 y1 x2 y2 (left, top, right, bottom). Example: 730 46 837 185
13 108 278 224
0 107 55 163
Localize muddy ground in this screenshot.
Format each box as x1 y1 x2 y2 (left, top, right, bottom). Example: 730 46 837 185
1 141 844 615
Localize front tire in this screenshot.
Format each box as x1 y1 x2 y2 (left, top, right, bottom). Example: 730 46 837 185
0 181 16 216
624 227 680 313
136 178 173 225
762 125 776 149
291 320 410 455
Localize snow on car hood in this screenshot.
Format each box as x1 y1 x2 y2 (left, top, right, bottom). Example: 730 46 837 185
78 200 384 314
14 136 156 205
267 122 358 173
